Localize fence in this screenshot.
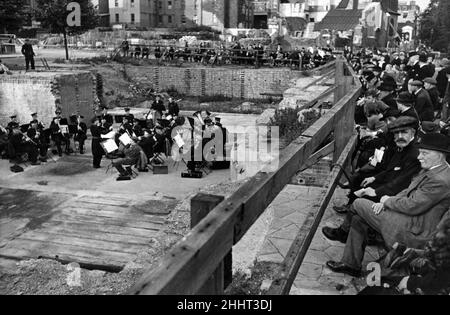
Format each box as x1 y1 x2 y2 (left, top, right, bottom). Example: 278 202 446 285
127 57 361 295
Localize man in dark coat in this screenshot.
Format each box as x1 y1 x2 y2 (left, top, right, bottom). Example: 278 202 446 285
408 80 435 122
423 77 440 115
378 81 397 110
73 115 88 154
50 109 71 156
167 97 180 117
396 92 420 121
90 118 107 168
417 54 435 82
21 39 35 71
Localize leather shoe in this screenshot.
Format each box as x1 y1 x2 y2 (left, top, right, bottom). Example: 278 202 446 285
326 261 361 278
333 204 350 214
322 226 348 244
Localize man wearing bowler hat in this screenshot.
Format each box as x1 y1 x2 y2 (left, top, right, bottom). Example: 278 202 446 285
408 80 434 122
325 133 450 277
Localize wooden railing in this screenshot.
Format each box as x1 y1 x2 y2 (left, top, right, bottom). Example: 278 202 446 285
127 57 362 295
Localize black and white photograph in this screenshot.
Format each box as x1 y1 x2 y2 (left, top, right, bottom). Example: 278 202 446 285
0 0 449 299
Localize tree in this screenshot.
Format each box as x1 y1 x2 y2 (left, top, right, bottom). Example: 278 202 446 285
34 0 98 60
0 0 27 34
419 0 450 52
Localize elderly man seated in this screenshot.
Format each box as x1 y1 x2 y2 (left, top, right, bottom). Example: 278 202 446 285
112 141 142 181
335 116 421 214
324 133 450 277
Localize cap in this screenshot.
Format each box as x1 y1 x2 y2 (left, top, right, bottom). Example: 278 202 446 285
423 77 437 85
409 80 424 87
31 112 37 117
10 115 17 119
388 116 419 133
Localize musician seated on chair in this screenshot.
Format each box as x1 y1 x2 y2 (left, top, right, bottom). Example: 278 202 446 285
0 124 9 159
27 120 48 162
112 141 142 181
8 123 40 165
50 109 72 156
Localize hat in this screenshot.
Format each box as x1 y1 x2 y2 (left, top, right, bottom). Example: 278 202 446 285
31 112 37 117
10 115 16 119
423 77 437 85
378 81 396 92
124 107 131 112
395 92 415 105
388 116 419 132
55 109 62 114
215 117 221 122
417 133 450 154
409 80 423 87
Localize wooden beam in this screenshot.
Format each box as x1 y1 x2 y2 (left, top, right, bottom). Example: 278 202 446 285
297 141 335 173
266 134 358 295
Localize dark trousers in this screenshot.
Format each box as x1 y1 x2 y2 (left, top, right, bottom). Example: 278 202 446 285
93 154 102 168
25 55 35 70
53 134 70 155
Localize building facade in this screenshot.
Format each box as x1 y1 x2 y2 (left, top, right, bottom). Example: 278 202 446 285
105 0 251 31
398 0 420 42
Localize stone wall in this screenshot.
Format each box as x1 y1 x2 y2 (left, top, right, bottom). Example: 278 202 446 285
0 71 96 127
125 66 301 100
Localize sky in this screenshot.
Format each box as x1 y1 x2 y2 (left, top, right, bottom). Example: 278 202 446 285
414 0 431 11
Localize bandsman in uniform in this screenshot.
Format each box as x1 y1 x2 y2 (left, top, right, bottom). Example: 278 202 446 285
73 115 88 154
50 109 71 156
27 119 48 162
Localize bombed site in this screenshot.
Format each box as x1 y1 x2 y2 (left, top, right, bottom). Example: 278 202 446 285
0 0 450 300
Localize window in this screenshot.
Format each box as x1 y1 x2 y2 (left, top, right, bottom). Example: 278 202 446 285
115 0 119 7
131 0 135 7
115 13 120 23
168 15 172 24
131 13 135 24
181 14 186 24
159 15 163 24
168 1 172 10
159 1 162 9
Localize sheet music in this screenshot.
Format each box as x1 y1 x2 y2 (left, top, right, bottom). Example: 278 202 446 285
174 134 185 147
60 125 69 134
102 139 118 153
119 133 132 146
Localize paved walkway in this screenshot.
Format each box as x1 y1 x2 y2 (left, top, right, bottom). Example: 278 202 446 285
253 184 382 295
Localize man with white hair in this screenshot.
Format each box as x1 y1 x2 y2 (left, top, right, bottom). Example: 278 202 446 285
325 133 450 277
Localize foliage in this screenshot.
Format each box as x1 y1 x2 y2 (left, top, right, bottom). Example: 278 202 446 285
419 0 450 52
34 0 98 36
0 0 27 33
270 107 321 144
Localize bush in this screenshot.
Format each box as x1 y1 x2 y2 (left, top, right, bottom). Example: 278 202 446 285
269 107 320 144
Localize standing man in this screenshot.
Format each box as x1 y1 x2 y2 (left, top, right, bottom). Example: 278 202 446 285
90 118 106 168
408 80 434 122
21 39 35 71
167 97 180 118
124 107 134 123
74 115 87 154
423 78 440 117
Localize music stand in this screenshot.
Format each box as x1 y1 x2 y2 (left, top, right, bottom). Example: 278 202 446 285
101 139 119 174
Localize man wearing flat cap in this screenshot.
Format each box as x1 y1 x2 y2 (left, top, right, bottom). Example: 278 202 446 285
330 116 421 215
396 92 419 121
408 80 434 122
7 115 19 135
325 132 450 277
423 77 440 116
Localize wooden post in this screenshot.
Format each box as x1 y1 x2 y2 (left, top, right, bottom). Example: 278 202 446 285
191 193 231 294
334 56 346 103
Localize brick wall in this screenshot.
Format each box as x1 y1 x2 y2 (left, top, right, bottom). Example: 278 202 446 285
125 66 300 99
0 71 95 127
